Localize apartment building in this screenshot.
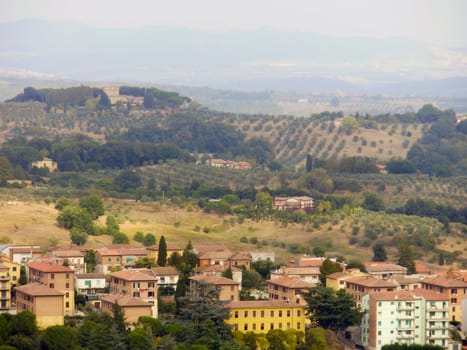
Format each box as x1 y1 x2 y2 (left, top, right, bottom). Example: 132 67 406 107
189 275 240 302
100 295 154 324
267 276 316 305
75 273 107 295
0 263 11 311
27 261 74 315
226 300 307 333
326 269 367 291
270 266 321 285
420 277 467 322
15 283 64 328
364 262 408 280
361 290 451 350
345 276 398 308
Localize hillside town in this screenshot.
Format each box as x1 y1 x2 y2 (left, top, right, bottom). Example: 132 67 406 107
0 237 466 350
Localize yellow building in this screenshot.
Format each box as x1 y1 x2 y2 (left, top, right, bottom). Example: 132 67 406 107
15 283 64 328
0 256 21 287
225 300 307 333
326 269 367 291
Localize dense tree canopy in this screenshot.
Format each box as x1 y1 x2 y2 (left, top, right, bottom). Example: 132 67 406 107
304 286 362 332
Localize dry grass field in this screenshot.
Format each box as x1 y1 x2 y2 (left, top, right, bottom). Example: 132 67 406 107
1 198 464 268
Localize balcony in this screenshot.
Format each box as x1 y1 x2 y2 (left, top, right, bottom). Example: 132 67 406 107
396 334 415 340
426 334 449 340
426 306 449 312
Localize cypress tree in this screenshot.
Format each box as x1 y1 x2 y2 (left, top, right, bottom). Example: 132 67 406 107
158 235 167 266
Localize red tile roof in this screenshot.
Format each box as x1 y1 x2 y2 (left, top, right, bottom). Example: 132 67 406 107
100 295 152 307
110 270 157 281
267 276 316 289
15 283 65 296
190 275 239 285
27 261 74 273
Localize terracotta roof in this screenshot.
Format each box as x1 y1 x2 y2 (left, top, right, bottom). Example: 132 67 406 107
369 289 448 302
50 250 84 258
365 263 407 273
111 270 157 281
97 248 146 256
415 262 433 274
281 266 320 275
267 276 316 289
28 261 74 273
345 276 397 288
75 273 105 279
101 244 140 250
435 269 467 282
100 295 152 307
151 266 179 275
146 244 182 251
15 283 64 296
190 275 239 285
392 275 424 284
10 247 42 254
227 300 307 309
420 277 467 288
199 250 233 260
196 265 225 273
48 245 85 252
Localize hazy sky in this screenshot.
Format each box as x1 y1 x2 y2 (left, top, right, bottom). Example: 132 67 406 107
2 0 467 47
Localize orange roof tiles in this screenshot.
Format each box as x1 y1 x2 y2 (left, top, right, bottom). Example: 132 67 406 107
110 270 157 281
190 275 239 285
267 276 316 289
15 283 65 296
27 261 74 273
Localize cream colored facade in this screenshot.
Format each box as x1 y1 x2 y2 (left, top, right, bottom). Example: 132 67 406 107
27 261 75 315
226 300 306 333
361 290 451 350
0 263 11 311
15 283 64 328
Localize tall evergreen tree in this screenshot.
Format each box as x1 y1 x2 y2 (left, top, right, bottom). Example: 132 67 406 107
158 235 167 267
372 242 387 262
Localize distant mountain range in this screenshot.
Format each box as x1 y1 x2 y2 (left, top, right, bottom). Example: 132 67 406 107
0 19 466 97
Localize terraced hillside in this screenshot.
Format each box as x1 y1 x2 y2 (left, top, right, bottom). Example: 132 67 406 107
215 114 425 170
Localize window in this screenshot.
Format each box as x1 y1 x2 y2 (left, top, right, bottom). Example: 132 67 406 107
66 273 70 279
244 324 248 331
261 311 265 317
270 323 274 330
279 322 282 329
297 310 301 317
231 286 234 291
287 310 291 317
260 323 264 330
270 311 274 317
49 283 54 288
252 311 256 317
65 302 69 308
244 311 248 317
252 324 256 330
287 322 290 329
108 258 112 262
148 291 154 297
66 283 70 289
451 288 457 294
50 274 55 279
279 310 282 317
378 321 381 326
148 282 154 288
234 311 238 319
66 292 70 298
297 322 301 329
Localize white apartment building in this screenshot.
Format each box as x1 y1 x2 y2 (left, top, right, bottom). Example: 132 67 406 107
361 289 452 350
